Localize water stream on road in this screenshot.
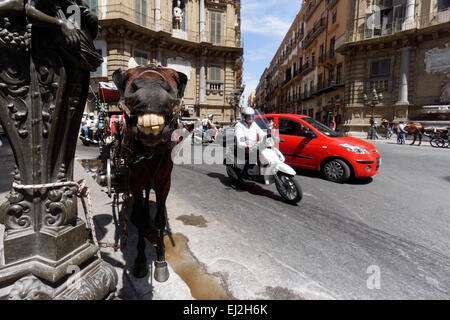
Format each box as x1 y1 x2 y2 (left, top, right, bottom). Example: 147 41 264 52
164 233 231 300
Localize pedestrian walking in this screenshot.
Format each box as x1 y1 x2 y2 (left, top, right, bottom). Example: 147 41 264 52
373 121 379 139
331 120 337 131
397 121 406 144
385 123 392 139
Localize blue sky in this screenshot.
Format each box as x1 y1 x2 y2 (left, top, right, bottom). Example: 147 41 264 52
241 0 303 107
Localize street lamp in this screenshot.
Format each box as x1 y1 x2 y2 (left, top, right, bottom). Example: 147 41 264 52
226 85 245 123
363 89 383 139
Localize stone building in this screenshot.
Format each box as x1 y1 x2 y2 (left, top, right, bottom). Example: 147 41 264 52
254 0 348 127
336 0 450 135
255 0 450 136
88 0 243 126
247 90 256 108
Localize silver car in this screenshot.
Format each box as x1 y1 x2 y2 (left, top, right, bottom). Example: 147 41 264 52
216 122 238 147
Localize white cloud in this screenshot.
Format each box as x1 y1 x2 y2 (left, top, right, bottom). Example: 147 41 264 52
242 15 292 38
240 0 302 108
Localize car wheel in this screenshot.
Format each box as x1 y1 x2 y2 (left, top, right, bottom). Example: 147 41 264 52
322 159 351 183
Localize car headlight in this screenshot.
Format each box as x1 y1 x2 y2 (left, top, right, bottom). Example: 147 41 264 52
339 144 370 154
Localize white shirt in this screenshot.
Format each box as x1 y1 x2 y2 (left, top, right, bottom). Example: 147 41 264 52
235 120 266 148
87 118 97 129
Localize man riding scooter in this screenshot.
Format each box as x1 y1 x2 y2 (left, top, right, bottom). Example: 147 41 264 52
234 107 267 178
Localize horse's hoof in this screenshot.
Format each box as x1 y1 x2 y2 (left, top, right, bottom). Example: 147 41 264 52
154 261 169 282
133 262 149 278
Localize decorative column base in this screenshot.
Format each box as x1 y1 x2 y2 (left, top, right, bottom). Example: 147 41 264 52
0 248 118 300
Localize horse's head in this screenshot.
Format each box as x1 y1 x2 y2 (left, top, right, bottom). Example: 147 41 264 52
113 65 188 147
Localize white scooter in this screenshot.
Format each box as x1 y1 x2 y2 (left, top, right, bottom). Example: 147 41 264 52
191 124 218 145
224 128 302 204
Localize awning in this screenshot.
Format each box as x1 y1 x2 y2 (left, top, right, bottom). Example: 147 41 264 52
98 82 120 103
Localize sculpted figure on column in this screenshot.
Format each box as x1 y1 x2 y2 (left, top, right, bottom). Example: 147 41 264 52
173 0 183 30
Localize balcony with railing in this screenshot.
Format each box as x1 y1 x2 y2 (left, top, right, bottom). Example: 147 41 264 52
315 78 344 95
365 78 393 93
304 0 321 22
336 9 450 48
96 4 241 48
300 61 316 76
206 82 224 96
303 17 327 49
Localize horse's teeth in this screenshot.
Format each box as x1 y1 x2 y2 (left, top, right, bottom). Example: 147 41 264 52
138 114 164 127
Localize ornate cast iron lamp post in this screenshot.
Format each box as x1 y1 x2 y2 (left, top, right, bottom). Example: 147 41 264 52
0 1 117 299
226 85 245 123
364 89 383 140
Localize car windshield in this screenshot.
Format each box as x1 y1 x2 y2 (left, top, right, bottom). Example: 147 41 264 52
302 117 342 137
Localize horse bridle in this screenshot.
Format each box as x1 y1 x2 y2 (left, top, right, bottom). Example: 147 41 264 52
118 68 180 164
134 69 169 83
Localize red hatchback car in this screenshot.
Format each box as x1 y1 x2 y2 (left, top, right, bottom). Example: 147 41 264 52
261 114 381 182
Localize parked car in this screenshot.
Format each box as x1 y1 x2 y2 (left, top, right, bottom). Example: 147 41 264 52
0 123 5 136
258 114 381 183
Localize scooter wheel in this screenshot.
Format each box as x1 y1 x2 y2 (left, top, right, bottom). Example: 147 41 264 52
275 173 302 204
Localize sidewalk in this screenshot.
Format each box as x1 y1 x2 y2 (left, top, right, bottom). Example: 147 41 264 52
360 136 436 147
0 152 194 300
73 160 195 300
346 132 435 148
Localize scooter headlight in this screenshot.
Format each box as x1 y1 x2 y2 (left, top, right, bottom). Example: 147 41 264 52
266 137 275 148
275 148 285 162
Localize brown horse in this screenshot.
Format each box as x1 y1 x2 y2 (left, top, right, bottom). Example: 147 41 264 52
113 65 187 281
381 119 424 146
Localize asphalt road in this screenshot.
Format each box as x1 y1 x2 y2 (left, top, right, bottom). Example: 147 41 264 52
2 138 450 299
168 140 450 299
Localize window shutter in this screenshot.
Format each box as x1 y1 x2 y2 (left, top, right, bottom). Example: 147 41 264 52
210 12 216 43
134 0 140 24
142 0 147 27
183 2 188 31
216 12 222 44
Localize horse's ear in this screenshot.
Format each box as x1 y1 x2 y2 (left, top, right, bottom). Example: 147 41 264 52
176 72 188 98
112 69 126 97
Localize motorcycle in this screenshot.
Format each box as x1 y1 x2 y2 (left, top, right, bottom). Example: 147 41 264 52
191 123 218 145
224 113 302 204
79 110 110 146
79 126 99 146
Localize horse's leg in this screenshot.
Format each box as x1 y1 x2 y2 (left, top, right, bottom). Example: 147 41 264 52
410 131 416 145
153 155 172 283
418 130 422 146
132 192 150 278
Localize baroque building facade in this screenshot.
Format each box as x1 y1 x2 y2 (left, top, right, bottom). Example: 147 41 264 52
337 0 450 135
255 0 348 127
255 0 450 136
88 0 243 125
